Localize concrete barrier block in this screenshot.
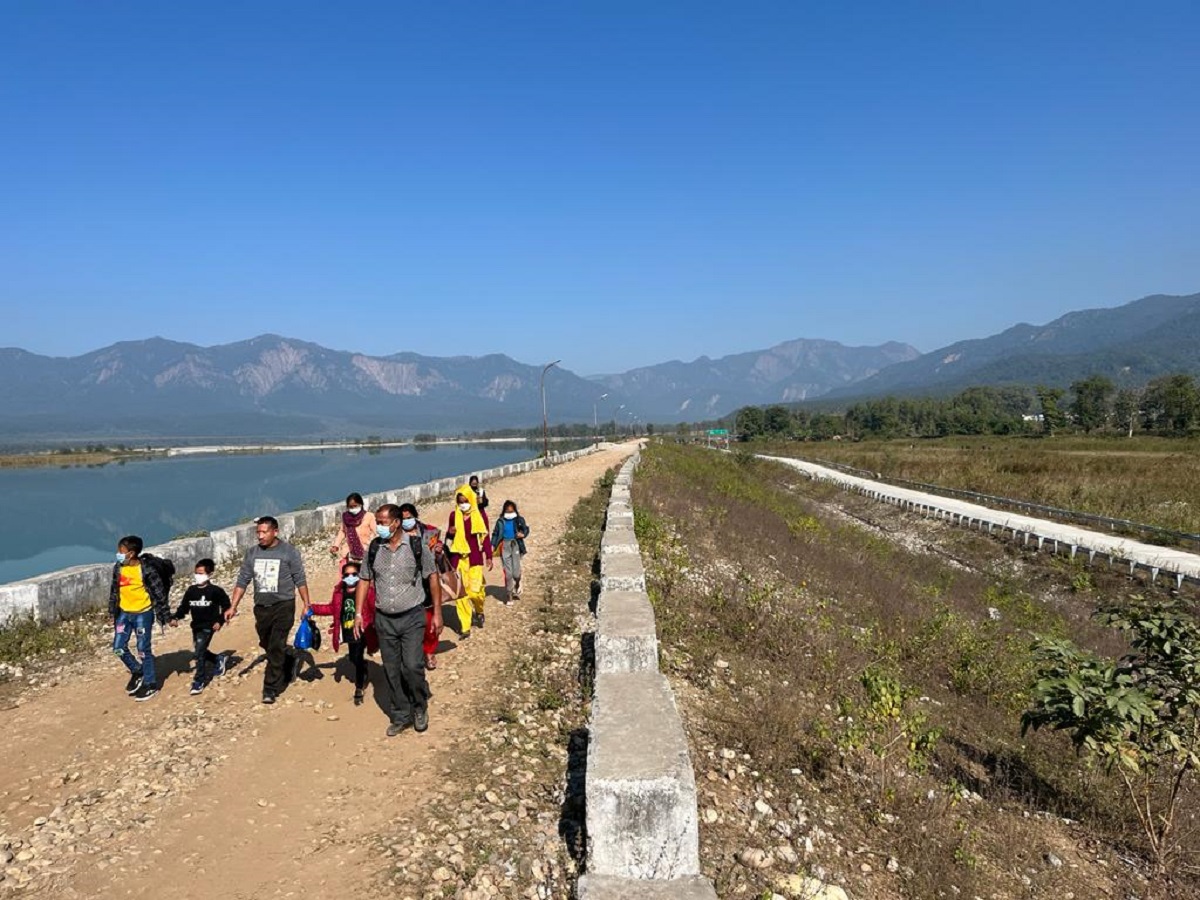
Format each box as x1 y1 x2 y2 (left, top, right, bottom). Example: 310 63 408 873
32 564 112 623
0 582 39 625
288 509 323 539
596 590 659 674
316 505 342 529
587 672 700 878
606 512 635 531
601 552 645 593
577 875 717 900
601 526 640 555
147 536 216 577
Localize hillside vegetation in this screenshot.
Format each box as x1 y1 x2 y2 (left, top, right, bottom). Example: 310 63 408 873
634 443 1198 898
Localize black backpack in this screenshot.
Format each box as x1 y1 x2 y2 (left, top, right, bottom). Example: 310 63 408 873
141 553 176 599
367 525 437 608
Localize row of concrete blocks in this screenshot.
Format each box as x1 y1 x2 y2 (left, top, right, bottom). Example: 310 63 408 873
764 454 1200 589
0 447 597 626
580 454 719 900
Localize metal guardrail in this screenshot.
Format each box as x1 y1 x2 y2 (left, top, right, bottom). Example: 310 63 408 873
802 457 1200 551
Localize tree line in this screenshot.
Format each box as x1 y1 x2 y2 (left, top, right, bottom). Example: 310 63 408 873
730 373 1200 440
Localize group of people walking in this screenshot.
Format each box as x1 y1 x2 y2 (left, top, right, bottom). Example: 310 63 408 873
108 474 531 737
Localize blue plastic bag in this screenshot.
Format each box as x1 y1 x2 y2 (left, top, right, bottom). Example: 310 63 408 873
293 612 313 651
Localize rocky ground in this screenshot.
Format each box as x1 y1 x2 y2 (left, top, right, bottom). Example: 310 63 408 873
0 445 630 899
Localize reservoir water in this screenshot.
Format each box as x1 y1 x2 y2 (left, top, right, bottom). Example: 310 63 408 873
0 442 564 584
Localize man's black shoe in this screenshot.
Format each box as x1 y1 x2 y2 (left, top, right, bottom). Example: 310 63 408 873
262 691 277 705
414 708 429 733
386 721 411 737
125 673 143 695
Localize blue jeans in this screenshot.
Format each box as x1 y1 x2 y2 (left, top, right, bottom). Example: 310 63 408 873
113 610 156 686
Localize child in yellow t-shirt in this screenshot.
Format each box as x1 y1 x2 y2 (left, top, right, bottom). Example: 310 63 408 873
108 535 171 701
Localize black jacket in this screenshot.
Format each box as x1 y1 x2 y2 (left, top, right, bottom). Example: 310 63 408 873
173 584 232 630
108 558 171 625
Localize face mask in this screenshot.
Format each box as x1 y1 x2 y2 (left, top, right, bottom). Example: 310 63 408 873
193 573 210 585
116 552 129 564
459 503 472 513
504 512 517 520
342 574 360 586
400 517 417 532
347 506 362 515
376 524 393 539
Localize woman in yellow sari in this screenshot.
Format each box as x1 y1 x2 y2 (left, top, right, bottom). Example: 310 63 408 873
445 484 493 638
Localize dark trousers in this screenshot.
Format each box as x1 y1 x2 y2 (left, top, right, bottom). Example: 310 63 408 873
254 602 295 695
374 606 429 726
192 627 221 681
347 639 367 689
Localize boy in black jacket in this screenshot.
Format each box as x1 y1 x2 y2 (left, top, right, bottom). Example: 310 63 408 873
170 558 232 695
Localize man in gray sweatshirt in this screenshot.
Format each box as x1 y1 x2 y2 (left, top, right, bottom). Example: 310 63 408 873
227 516 312 704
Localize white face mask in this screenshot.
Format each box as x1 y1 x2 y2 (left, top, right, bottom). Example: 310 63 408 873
504 512 517 520
347 506 362 515
193 573 210 585
459 502 472 513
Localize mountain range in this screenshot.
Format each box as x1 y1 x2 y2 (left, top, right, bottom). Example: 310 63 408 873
826 292 1200 399
1 291 1197 440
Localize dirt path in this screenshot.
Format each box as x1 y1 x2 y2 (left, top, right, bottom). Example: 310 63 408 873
0 444 633 898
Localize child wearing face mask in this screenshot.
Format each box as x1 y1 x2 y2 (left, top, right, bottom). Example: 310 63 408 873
310 561 377 705
170 559 232 696
490 500 530 602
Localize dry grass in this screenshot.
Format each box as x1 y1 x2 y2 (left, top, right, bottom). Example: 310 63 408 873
635 442 1198 898
757 435 1200 536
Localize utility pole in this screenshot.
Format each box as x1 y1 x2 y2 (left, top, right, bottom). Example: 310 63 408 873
541 359 561 458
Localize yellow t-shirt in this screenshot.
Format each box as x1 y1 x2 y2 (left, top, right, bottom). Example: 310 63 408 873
118 563 152 613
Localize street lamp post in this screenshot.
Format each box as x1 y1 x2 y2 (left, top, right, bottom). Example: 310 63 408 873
541 359 561 458
594 393 609 439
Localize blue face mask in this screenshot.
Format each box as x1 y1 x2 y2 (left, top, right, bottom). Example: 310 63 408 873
342 574 360 586
400 517 417 532
116 552 129 564
376 524 392 540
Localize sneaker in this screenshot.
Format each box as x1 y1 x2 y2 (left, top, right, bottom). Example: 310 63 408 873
214 654 228 677
133 682 159 702
124 673 143 695
386 721 411 737
190 679 205 696
459 629 471 640
262 691 277 705
414 708 429 733
472 612 485 628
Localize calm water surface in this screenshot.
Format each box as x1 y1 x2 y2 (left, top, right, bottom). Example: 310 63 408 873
0 442 563 583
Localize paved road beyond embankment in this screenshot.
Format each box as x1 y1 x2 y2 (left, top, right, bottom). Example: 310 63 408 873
764 455 1200 589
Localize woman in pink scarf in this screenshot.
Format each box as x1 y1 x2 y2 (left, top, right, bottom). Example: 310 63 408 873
330 492 377 567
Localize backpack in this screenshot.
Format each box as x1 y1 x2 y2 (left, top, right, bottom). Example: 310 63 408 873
367 524 439 608
141 553 176 599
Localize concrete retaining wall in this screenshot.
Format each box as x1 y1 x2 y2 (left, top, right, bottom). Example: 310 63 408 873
765 455 1200 589
580 453 717 899
0 446 597 626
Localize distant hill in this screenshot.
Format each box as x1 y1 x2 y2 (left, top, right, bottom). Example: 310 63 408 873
592 339 920 419
0 333 915 440
829 293 1200 400
0 336 611 439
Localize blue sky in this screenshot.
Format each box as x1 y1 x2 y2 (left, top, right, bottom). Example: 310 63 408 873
2 1 1197 374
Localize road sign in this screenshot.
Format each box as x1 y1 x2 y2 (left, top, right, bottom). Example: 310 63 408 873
708 429 729 435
